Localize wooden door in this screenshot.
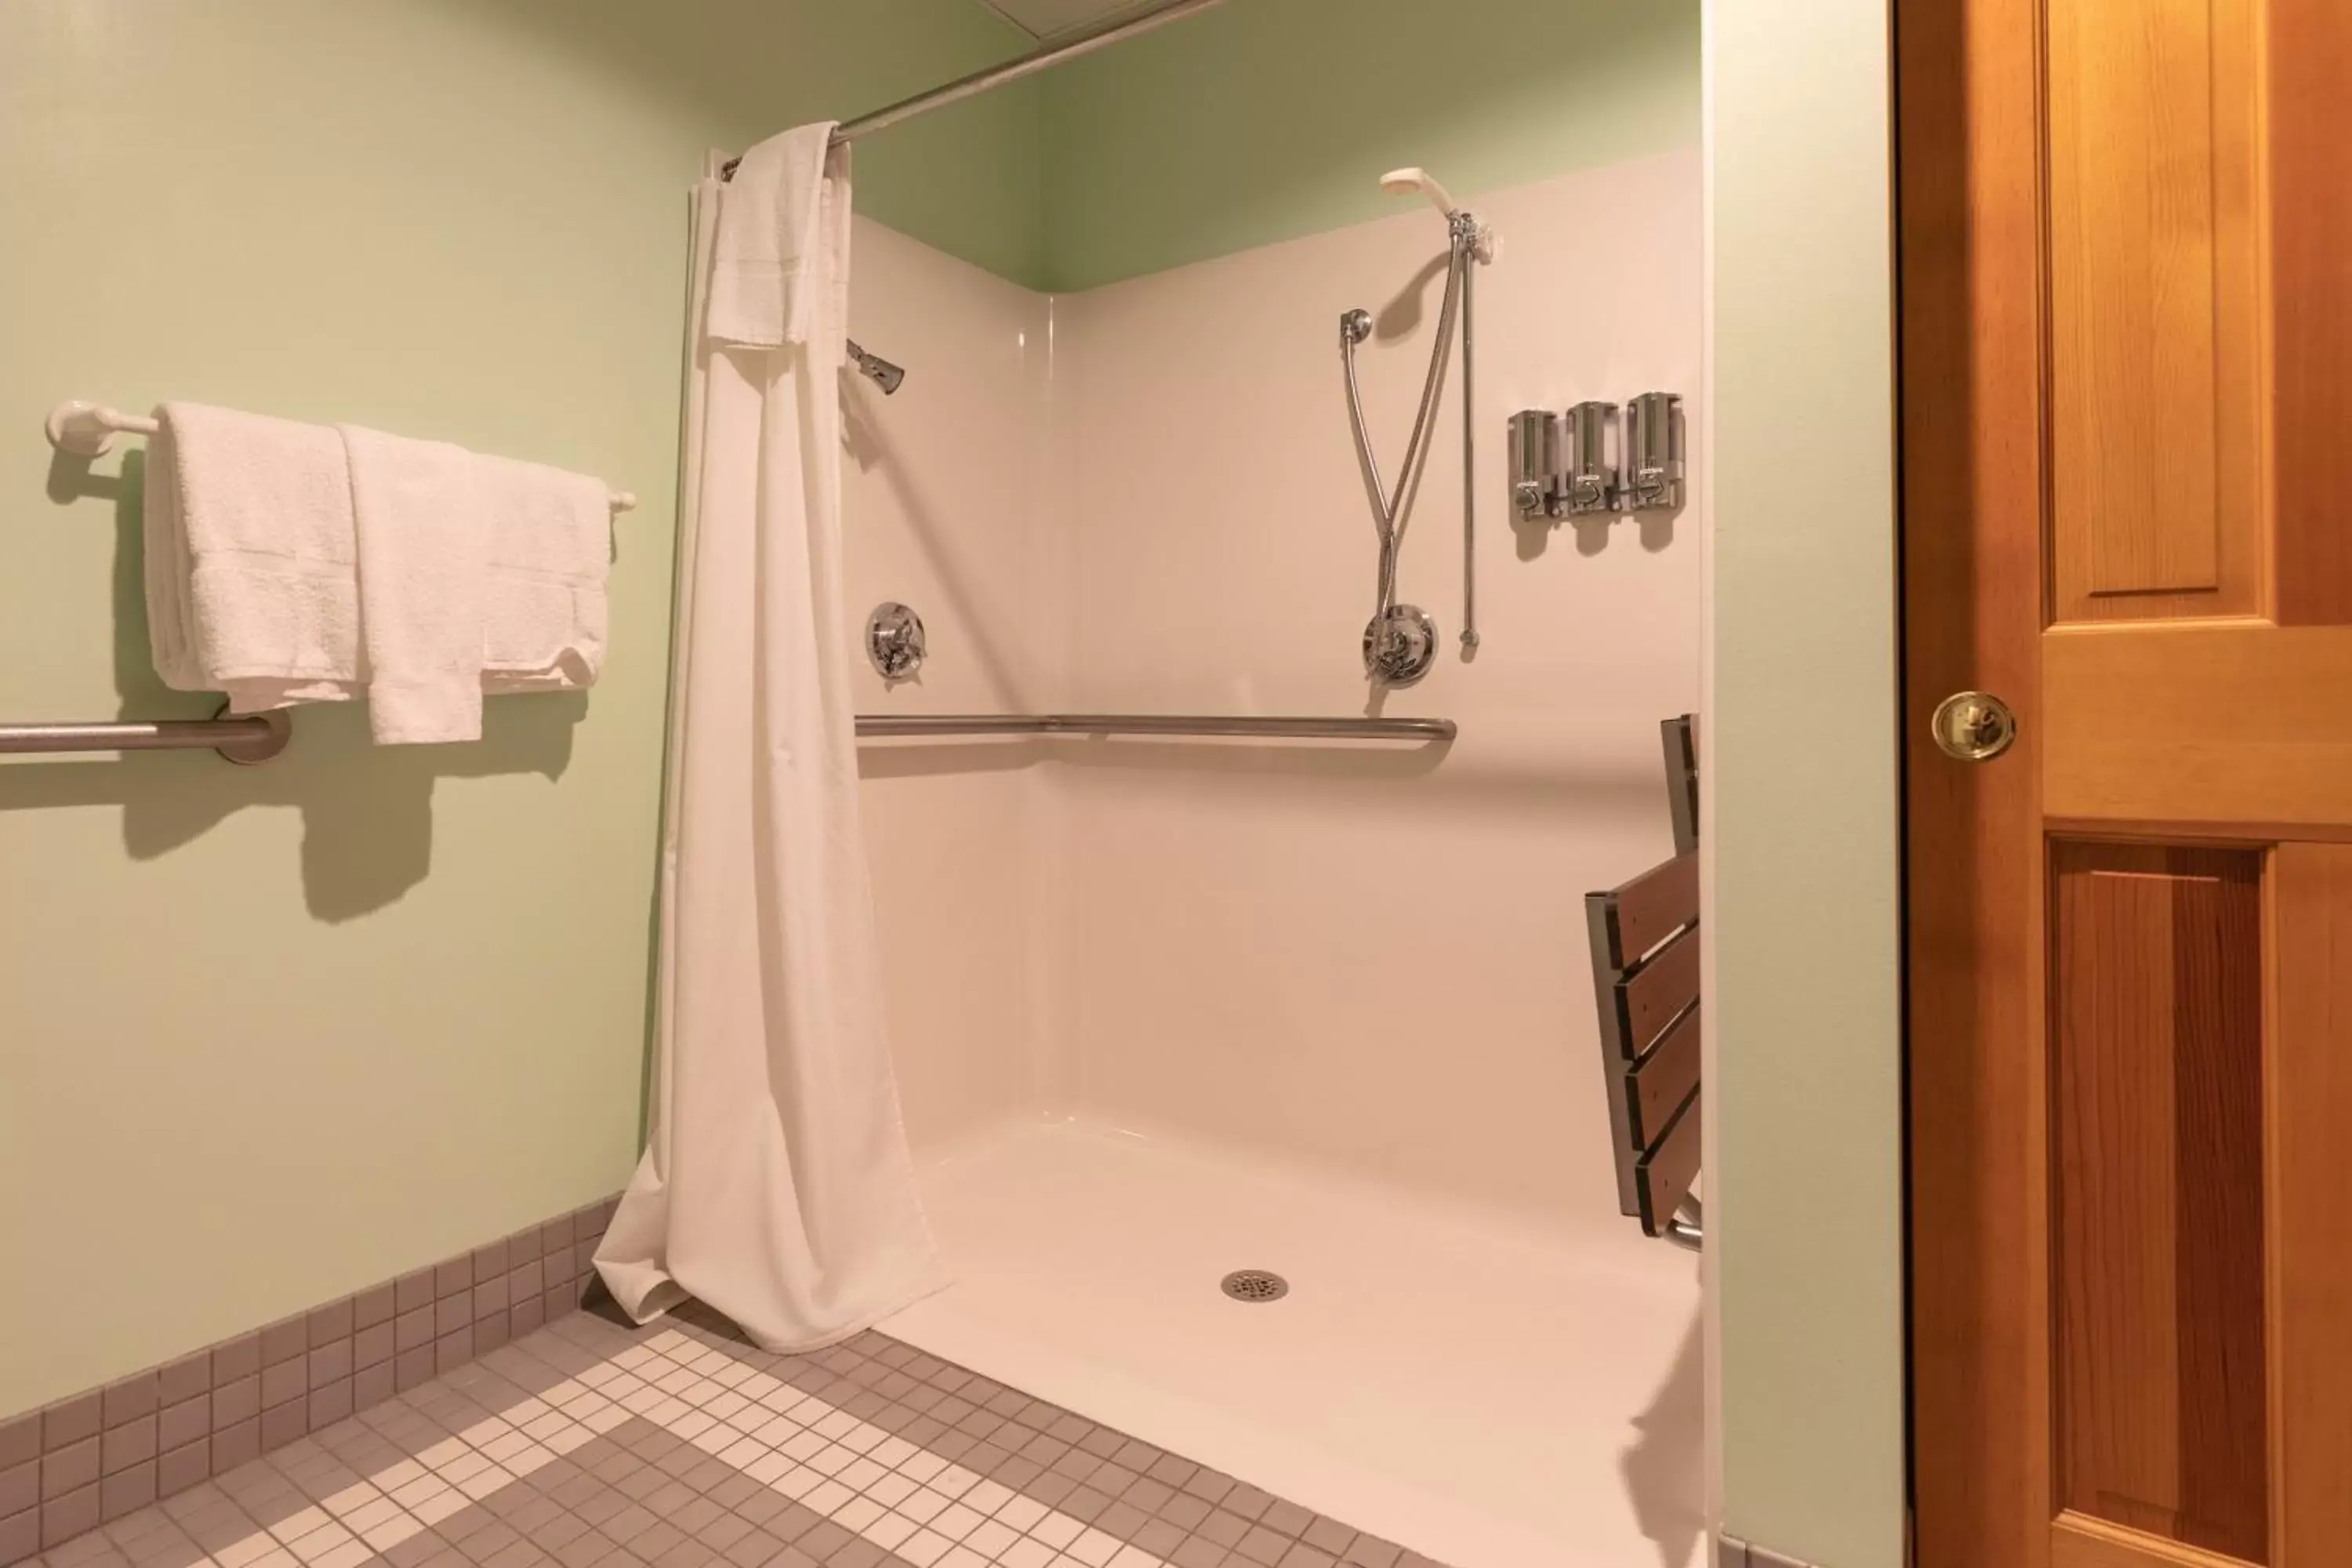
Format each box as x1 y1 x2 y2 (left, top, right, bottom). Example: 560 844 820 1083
1903 2 2352 1566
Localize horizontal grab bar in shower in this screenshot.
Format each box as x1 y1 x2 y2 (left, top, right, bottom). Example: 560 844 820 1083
0 709 292 764
855 714 1457 742
0 712 1450 764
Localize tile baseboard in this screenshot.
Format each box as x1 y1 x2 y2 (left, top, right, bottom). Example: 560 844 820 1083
0 1193 620 1565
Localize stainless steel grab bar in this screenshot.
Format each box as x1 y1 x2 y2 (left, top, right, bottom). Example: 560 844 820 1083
0 709 292 764
856 714 1457 742
0 710 1450 764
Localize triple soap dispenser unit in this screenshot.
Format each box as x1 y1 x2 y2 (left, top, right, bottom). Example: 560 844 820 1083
1508 392 1683 521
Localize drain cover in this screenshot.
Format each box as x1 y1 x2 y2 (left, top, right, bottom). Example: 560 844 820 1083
1220 1269 1289 1303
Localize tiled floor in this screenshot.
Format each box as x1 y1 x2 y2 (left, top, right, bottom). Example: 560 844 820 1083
24 1304 1440 1568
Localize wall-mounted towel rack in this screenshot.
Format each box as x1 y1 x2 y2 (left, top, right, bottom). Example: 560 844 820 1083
45 402 641 513
855 714 1457 742
0 708 291 764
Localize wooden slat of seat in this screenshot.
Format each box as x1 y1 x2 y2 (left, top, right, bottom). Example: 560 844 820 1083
1628 1002 1700 1147
1613 924 1699 1061
1606 850 1698 965
1664 715 1699 855
1636 1088 1701 1238
1586 890 1644 1217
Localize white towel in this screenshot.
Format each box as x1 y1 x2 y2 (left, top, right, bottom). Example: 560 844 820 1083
143 402 359 713
475 452 612 691
707 123 851 350
343 425 489 745
143 405 613 742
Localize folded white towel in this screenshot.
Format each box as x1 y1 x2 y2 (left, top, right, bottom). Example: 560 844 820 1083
143 402 359 714
474 452 612 691
707 122 851 350
143 403 614 743
343 425 488 745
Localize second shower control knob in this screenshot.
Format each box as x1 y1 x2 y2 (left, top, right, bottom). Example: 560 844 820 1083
866 603 927 681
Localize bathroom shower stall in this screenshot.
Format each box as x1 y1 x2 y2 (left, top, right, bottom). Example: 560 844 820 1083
826 9 1705 1566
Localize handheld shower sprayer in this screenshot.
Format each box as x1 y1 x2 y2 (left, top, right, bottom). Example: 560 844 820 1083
1341 165 1494 682
1379 167 1459 217
1380 168 1495 261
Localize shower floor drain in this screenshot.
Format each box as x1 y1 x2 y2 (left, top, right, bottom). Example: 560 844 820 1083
1220 1269 1290 1303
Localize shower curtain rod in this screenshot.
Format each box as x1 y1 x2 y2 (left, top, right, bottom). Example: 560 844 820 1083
722 0 1225 179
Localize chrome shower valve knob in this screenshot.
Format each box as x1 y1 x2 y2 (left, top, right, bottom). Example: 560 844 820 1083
866 603 927 681
1364 604 1439 687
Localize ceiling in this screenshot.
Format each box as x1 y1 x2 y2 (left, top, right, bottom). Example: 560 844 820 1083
974 0 1169 41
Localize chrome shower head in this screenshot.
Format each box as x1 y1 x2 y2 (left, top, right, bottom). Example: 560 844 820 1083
848 339 906 395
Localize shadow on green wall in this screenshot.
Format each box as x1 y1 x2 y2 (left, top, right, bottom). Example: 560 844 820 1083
0 448 583 924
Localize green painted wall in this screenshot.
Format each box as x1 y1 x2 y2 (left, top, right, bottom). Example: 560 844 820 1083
0 0 1040 1417
1035 0 1701 292
0 0 1728 1447
1708 2 1906 1565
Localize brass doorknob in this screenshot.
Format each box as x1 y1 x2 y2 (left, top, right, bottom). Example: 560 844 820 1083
1931 691 2017 762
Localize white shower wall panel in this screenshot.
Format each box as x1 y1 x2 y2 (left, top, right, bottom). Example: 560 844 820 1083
1048 153 1704 1231
844 154 1708 1567
844 218 1062 1157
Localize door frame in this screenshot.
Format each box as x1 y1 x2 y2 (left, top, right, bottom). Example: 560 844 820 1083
1896 0 2051 1563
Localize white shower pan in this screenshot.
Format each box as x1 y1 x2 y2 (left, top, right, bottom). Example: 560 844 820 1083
881 1116 1704 1568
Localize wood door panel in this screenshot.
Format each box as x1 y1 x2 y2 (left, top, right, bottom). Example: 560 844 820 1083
1907 0 2352 1562
2046 624 2352 830
2270 0 2352 624
2053 1512 2263 1568
2046 0 2263 622
2052 844 2267 1563
2268 847 2352 1562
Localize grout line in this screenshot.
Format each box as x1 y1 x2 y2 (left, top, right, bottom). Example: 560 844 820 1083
28 1305 1436 1568
2 1195 622 1563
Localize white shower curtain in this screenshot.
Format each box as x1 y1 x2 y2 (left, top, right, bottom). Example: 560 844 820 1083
594 143 944 1348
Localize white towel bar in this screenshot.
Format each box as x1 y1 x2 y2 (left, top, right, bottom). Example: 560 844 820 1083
44 401 640 514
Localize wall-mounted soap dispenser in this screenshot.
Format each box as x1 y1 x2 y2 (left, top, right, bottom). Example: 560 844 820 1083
1563 401 1621 514
1624 391 1684 512
1508 409 1563 520
1508 394 1680 520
